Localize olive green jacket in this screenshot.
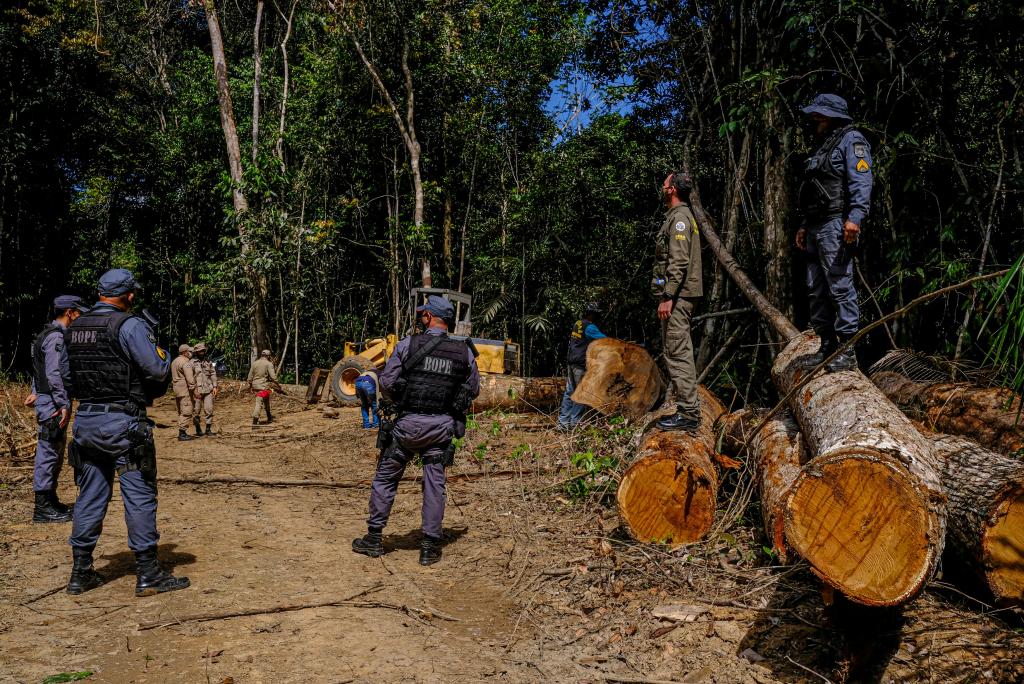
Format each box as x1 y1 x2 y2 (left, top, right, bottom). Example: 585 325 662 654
652 202 703 300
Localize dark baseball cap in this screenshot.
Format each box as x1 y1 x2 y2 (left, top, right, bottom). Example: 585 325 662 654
52 295 88 313
97 268 140 296
801 93 853 122
416 295 455 321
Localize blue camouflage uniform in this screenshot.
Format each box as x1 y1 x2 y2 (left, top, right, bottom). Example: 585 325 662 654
369 326 480 540
799 94 873 341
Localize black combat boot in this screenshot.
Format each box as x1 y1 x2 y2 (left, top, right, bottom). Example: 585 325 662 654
265 412 274 424
352 529 384 557
49 491 72 516
810 332 837 365
194 422 203 437
134 546 190 597
204 423 213 436
177 429 193 441
656 410 700 433
826 336 858 373
33 490 72 523
67 548 106 595
419 535 443 566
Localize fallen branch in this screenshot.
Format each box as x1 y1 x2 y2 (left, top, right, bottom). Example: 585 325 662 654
158 467 561 489
137 585 459 630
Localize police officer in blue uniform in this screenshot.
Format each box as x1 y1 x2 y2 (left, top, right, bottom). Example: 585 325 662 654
352 295 480 566
26 295 88 523
795 94 873 372
556 302 606 431
64 269 190 596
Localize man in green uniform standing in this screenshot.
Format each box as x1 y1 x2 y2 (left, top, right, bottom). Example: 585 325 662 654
652 171 703 432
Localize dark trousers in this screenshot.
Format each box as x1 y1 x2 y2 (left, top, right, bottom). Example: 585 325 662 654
367 442 447 538
557 365 587 428
806 217 859 337
69 452 159 552
33 416 66 492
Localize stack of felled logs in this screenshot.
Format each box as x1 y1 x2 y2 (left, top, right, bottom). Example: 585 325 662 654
577 190 1024 609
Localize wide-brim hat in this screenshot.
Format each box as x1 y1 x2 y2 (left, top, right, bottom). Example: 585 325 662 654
801 93 853 122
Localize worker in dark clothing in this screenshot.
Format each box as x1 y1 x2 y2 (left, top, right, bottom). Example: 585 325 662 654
795 93 873 372
556 302 606 431
352 295 480 566
25 295 88 523
64 269 190 597
355 369 380 429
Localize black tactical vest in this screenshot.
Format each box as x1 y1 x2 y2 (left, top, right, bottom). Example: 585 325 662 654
398 333 471 415
566 318 593 368
800 125 853 221
66 309 147 405
31 323 63 395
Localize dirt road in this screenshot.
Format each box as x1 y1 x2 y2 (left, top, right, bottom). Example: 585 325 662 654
2 386 1023 683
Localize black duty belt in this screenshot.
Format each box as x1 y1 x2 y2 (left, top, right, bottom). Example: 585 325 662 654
77 402 144 416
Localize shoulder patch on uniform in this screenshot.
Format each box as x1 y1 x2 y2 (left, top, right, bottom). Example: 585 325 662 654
853 143 867 158
674 234 686 241
856 158 870 173
674 221 686 232
156 346 167 360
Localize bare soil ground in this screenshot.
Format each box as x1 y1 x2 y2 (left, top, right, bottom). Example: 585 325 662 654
2 383 1023 683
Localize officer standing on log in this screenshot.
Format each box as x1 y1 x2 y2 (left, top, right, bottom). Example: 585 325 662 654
653 171 704 432
352 295 480 566
794 93 873 372
25 295 88 523
64 268 190 596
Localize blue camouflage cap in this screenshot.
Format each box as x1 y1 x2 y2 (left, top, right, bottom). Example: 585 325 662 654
52 294 88 313
97 268 140 296
801 93 853 122
416 295 455 321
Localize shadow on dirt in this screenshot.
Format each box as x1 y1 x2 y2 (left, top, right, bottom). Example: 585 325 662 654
385 526 469 552
96 543 197 582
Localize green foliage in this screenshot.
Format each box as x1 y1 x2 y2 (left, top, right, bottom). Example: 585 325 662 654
981 255 1024 409
41 673 93 684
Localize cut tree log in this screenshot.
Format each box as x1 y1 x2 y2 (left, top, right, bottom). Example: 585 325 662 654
616 387 727 546
925 432 1024 604
472 375 565 413
871 371 1024 455
687 184 947 606
720 409 806 562
773 333 946 606
572 338 665 420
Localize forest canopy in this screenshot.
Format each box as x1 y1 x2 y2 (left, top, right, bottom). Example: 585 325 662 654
1 0 1021 403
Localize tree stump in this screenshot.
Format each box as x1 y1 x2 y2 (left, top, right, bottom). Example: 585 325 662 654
571 338 665 420
774 332 947 606
926 433 1024 604
871 371 1024 455
616 387 727 546
472 375 565 413
720 409 807 562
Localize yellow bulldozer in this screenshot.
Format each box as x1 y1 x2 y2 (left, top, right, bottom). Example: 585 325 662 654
328 288 521 404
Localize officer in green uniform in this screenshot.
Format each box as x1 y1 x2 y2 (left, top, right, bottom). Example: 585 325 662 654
652 172 703 432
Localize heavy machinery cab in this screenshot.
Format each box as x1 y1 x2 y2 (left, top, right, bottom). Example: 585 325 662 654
329 288 520 405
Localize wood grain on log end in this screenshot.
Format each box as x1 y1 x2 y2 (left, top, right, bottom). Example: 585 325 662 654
616 390 727 546
983 485 1024 603
572 338 664 420
617 432 717 546
785 453 934 606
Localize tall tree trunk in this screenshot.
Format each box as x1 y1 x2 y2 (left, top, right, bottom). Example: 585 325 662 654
762 99 792 317
204 0 273 358
251 0 264 162
272 0 297 174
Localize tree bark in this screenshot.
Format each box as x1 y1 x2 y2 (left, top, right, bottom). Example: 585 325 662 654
472 375 565 413
774 333 946 606
762 99 792 318
926 433 1024 605
720 409 807 563
251 0 264 161
871 371 1024 455
616 387 727 546
204 0 248 214
571 338 665 421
